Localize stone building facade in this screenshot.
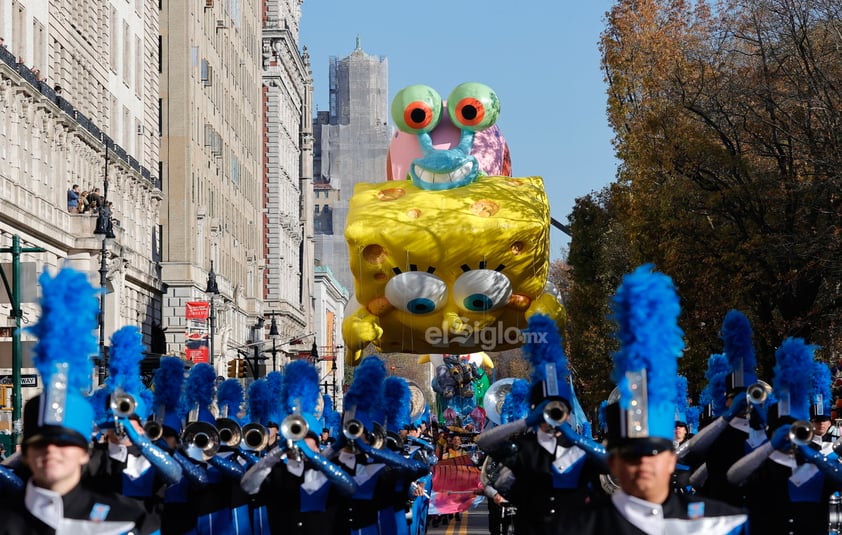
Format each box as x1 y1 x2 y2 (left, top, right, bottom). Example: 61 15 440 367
0 0 163 391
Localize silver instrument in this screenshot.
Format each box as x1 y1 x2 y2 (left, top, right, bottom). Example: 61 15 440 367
407 381 427 422
281 414 309 442
543 400 569 428
144 419 164 442
484 378 516 425
343 418 365 441
746 381 772 405
241 422 269 451
789 420 814 446
182 421 220 461
216 417 243 449
110 389 136 418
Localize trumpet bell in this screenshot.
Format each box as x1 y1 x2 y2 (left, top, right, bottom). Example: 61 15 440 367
144 420 163 442
182 421 220 461
370 422 387 449
790 420 815 446
746 381 772 405
543 400 569 428
281 414 309 442
216 418 243 449
241 422 269 451
408 381 427 422
483 378 516 426
110 389 137 418
343 419 365 441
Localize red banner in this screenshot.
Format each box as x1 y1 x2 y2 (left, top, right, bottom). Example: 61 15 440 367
186 301 210 320
185 301 210 363
430 455 482 514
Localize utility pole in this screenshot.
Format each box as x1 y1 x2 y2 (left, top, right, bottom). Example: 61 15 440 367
0 235 46 446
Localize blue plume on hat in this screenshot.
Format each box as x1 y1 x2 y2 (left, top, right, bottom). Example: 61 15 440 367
810 360 832 417
501 378 530 424
281 360 320 415
266 370 284 424
383 376 411 433
29 268 98 392
525 313 573 404
609 264 684 443
772 337 817 421
721 310 757 387
182 362 216 423
247 378 273 425
344 355 387 430
699 353 730 417
153 356 185 432
686 405 701 434
674 375 689 423
105 326 147 417
597 400 609 432
89 387 111 428
217 378 244 421
27 268 98 443
137 387 154 421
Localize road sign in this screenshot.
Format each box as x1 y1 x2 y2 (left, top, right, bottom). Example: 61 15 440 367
0 374 38 387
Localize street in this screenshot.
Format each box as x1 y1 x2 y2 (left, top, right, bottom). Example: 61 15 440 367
426 502 491 535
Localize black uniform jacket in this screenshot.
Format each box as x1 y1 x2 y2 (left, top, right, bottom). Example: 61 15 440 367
0 481 156 534
555 491 748 534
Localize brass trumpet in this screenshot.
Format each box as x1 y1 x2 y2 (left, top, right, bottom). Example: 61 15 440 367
543 400 569 428
241 422 269 451
789 420 814 446
370 422 387 450
182 421 220 461
746 381 771 405
281 414 309 442
343 419 365 441
216 418 243 449
144 420 164 442
110 389 137 418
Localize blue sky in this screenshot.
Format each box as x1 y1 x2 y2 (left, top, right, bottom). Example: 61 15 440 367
300 1 619 260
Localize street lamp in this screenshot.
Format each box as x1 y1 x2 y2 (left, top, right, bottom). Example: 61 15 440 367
93 207 115 385
268 314 280 372
205 261 219 366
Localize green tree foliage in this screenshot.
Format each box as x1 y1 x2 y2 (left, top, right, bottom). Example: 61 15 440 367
564 186 633 410
596 0 842 392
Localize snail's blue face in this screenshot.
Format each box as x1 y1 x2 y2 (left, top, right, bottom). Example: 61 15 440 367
391 83 501 191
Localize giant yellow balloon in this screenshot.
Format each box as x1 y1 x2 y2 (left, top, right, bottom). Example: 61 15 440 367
343 176 565 364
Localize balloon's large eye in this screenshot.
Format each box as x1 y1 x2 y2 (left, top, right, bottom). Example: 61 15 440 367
385 272 448 315
391 85 443 134
446 83 500 132
453 270 511 312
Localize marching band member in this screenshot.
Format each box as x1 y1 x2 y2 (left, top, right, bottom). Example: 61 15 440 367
677 309 758 507
329 356 428 535
728 338 842 534
556 265 748 534
0 268 156 534
247 360 356 534
152 355 209 535
476 313 608 535
84 326 183 533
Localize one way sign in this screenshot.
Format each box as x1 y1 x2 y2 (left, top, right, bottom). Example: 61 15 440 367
0 374 38 387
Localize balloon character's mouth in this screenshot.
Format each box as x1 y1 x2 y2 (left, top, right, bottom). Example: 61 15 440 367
411 161 475 187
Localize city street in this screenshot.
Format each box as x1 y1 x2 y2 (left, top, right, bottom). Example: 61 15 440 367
426 502 491 535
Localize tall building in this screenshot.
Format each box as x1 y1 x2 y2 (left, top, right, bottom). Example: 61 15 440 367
0 1 317 409
0 0 162 390
313 39 390 298
261 2 315 372
160 0 314 376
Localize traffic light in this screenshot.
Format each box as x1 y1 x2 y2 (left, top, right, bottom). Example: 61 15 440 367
227 360 237 378
238 359 247 378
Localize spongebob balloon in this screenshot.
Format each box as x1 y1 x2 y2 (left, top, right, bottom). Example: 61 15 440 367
343 82 565 365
